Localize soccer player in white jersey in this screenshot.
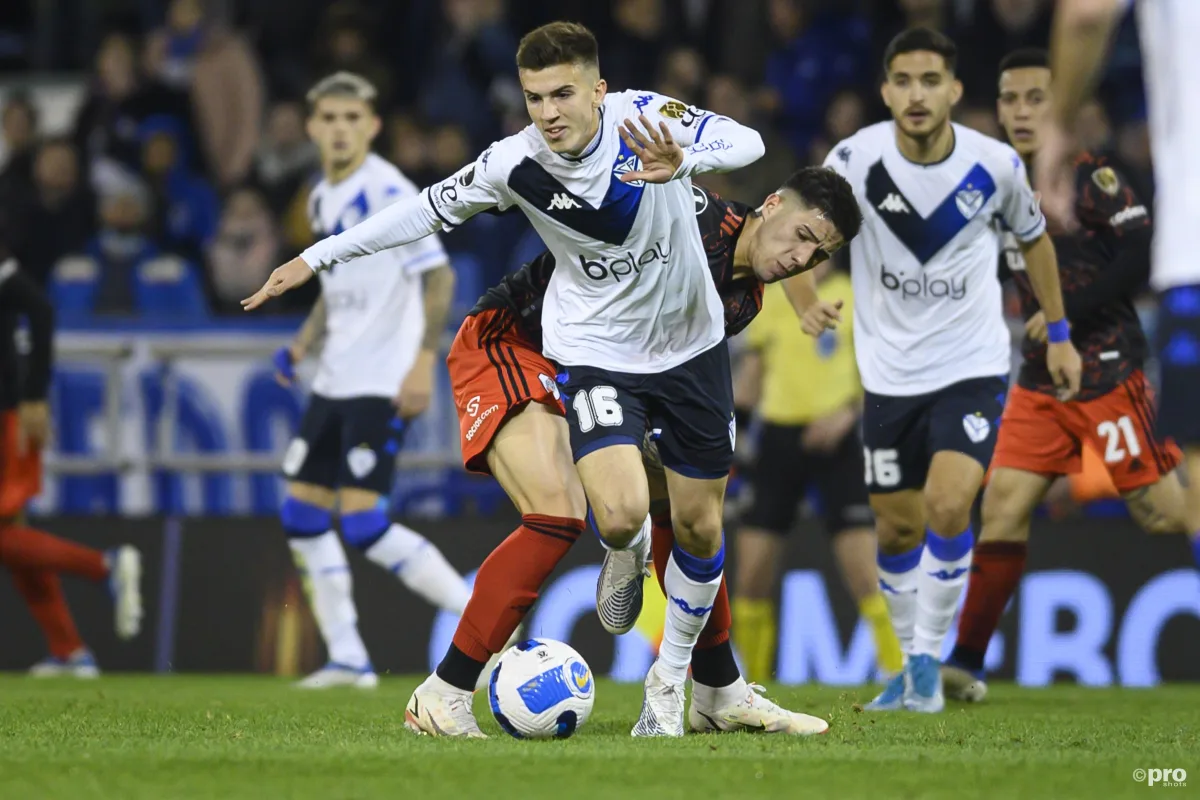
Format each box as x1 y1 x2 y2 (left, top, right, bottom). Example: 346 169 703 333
273 72 472 689
811 29 1082 712
243 22 767 735
1036 0 1200 571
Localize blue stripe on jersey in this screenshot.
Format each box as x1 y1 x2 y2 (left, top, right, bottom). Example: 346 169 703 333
332 190 371 235
865 161 997 264
506 137 646 246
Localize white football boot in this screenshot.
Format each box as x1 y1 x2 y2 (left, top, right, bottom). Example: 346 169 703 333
405 674 487 738
941 662 988 703
596 526 652 635
631 659 686 737
296 662 379 689
107 545 143 640
690 680 829 735
29 649 100 679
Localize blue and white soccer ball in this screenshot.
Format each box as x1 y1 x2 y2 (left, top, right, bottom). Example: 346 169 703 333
488 638 595 739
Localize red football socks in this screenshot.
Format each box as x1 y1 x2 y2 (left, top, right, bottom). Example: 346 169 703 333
952 541 1028 670
441 515 585 689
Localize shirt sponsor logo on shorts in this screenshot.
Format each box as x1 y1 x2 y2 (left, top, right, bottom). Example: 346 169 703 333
467 395 482 417
539 373 561 401
962 413 991 444
466 404 500 441
346 445 378 479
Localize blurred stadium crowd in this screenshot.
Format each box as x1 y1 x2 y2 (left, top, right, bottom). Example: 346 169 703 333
0 0 1152 324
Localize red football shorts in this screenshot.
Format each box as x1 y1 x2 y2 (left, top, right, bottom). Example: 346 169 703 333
992 370 1182 493
447 309 565 474
0 409 42 517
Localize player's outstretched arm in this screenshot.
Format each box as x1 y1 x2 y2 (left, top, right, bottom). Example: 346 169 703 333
1020 233 1083 400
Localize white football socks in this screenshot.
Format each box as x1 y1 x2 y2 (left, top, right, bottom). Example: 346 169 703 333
877 547 920 657
365 522 471 614
912 529 974 658
289 531 370 669
659 549 722 686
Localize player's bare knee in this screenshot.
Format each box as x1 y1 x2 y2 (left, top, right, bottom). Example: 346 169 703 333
873 513 922 553
923 488 973 537
590 503 648 546
287 482 336 509
670 510 723 558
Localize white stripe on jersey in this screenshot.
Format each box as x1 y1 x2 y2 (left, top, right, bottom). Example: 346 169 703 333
309 154 448 399
824 122 1044 396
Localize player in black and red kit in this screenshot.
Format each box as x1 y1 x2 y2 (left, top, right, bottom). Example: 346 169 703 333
942 49 1197 702
406 167 860 738
0 231 144 675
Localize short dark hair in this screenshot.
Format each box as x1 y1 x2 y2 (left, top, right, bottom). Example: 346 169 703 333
999 48 1049 75
884 27 958 75
516 22 599 71
781 167 862 244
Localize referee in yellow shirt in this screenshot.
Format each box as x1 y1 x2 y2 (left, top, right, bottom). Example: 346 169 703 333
733 262 902 682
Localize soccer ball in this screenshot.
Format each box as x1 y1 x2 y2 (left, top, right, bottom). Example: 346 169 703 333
487 638 595 739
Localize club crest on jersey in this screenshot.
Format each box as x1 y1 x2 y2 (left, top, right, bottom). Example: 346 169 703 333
1092 166 1120 196
346 445 377 478
538 373 561 401
955 186 985 219
692 184 708 215
612 152 644 188
962 413 991 444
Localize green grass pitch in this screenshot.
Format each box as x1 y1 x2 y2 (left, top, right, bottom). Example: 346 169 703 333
0 676 1196 799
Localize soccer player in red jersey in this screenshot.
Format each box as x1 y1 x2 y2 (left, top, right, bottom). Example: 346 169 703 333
942 49 1198 701
0 239 143 674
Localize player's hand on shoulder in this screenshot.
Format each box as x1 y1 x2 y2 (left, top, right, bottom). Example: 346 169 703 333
800 299 843 338
1024 311 1047 344
394 348 436 419
242 256 315 311
16 400 50 456
618 115 685 184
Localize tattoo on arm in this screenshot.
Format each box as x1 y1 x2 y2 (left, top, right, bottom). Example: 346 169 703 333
421 264 455 352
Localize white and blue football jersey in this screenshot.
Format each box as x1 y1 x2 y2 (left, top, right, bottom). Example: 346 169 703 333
824 122 1045 396
307 153 448 399
301 91 765 374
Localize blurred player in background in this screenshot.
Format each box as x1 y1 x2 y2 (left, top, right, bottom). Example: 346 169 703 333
943 49 1195 702
273 72 471 689
731 262 902 682
0 236 142 675
246 22 772 737
408 173 857 738
812 28 1081 713
1036 0 1200 573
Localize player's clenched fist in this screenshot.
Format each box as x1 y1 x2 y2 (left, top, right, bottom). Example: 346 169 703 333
242 256 315 310
800 299 843 338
